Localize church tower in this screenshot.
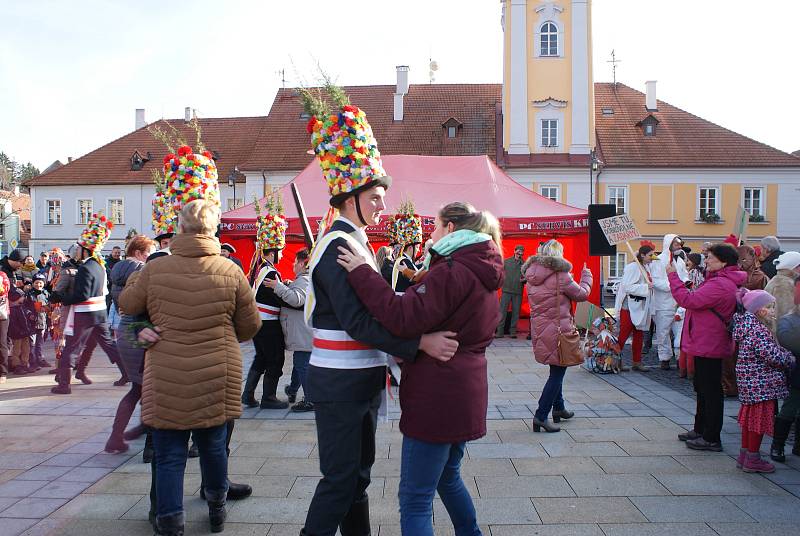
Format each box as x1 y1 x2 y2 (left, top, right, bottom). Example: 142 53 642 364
502 0 595 158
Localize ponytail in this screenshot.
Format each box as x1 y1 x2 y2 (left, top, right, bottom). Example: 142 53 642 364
438 202 502 251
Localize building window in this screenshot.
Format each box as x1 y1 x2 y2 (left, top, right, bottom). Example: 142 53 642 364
447 126 457 138
77 199 93 225
46 200 61 225
608 253 627 279
108 199 124 225
607 186 627 215
644 124 654 136
539 22 558 56
743 187 764 219
698 187 720 220
539 185 560 202
226 198 244 211
541 119 558 147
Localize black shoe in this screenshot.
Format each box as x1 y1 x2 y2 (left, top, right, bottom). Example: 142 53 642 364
532 417 560 433
771 417 792 463
678 430 702 442
260 396 289 410
552 409 574 423
208 501 226 533
660 361 671 370
142 433 154 464
284 385 297 404
188 443 199 458
686 437 722 451
202 481 252 501
339 493 370 536
241 368 262 408
291 400 315 413
241 391 259 408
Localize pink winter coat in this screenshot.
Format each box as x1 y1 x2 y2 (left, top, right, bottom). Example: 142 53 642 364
524 256 593 365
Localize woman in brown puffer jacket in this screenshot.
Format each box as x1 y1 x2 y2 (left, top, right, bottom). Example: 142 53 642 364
119 199 260 535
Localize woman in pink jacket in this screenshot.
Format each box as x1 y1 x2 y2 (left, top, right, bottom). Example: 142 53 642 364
524 239 593 433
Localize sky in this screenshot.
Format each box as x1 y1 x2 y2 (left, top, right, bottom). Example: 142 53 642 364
2 0 799 171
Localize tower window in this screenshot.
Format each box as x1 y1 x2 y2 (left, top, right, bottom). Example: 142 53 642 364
539 22 558 56
541 119 558 147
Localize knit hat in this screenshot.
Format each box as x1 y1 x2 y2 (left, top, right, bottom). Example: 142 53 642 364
78 213 114 253
8 249 22 262
254 189 287 252
774 251 800 271
390 199 423 246
738 288 775 313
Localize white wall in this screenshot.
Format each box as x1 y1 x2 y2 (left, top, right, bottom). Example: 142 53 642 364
243 171 301 202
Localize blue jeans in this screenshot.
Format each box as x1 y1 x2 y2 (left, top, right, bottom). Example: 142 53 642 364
399 437 482 536
33 330 45 362
288 351 311 396
535 365 567 421
152 423 228 517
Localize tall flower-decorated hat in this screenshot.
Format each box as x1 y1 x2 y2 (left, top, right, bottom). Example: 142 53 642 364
392 198 423 246
78 213 114 261
254 188 288 252
151 169 177 242
385 215 399 246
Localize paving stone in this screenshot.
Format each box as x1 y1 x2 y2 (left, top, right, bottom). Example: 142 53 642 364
724 495 800 522
14 466 72 482
653 473 788 496
227 497 349 524
435 497 540 524
40 453 94 467
459 459 518 477
0 497 68 518
617 441 726 457
377 523 490 536
592 456 690 474
598 523 719 536
467 443 547 459
86 472 198 495
0 480 49 498
0 517 38 536
475 476 573 498
0 496 20 511
532 497 646 523
630 496 754 522
29 481 91 500
50 493 142 519
489 524 603 536
672 455 743 474
512 457 604 476
121 493 224 523
56 467 114 482
566 428 647 442
542 442 628 457
764 469 800 485
565 474 670 496
0 454 54 470
708 522 800 536
232 442 315 458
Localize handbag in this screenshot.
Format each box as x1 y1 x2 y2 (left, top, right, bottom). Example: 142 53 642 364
556 274 584 367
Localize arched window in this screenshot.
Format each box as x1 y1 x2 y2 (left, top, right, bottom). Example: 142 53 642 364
540 22 558 56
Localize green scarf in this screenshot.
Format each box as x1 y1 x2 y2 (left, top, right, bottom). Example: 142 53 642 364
422 229 492 270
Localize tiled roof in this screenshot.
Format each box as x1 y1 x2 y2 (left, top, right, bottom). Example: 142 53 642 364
595 83 800 167
240 84 502 171
25 117 265 186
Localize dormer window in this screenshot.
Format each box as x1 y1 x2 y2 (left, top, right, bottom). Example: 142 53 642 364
129 150 151 171
441 117 463 140
636 114 660 137
602 107 614 116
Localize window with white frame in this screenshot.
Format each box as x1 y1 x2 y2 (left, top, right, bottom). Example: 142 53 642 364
108 199 124 225
607 186 627 215
77 199 93 225
46 200 61 225
539 185 560 202
539 22 558 56
698 187 719 219
608 252 627 279
226 198 244 211
743 187 764 219
541 119 558 147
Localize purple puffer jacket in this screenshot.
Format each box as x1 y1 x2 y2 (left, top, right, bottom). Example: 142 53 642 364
732 311 794 404
524 256 592 365
668 266 747 359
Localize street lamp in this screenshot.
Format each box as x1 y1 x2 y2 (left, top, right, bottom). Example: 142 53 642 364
589 150 603 204
227 166 239 209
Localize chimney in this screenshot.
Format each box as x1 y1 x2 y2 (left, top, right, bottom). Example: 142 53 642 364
645 80 657 111
394 65 410 121
67 157 73 163
184 107 191 122
135 108 146 130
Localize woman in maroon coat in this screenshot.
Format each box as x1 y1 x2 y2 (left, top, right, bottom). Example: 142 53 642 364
337 201 503 536
524 239 593 433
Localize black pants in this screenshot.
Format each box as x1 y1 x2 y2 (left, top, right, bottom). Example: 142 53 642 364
249 321 285 380
693 357 724 443
0 318 8 377
304 393 381 535
57 317 121 382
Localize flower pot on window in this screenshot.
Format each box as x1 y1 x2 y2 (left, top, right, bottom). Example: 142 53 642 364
702 212 721 223
748 214 765 223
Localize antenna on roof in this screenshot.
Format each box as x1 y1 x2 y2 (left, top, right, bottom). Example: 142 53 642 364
607 49 621 87
277 68 287 88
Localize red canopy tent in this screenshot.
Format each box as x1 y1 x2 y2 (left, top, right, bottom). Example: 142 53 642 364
220 155 600 325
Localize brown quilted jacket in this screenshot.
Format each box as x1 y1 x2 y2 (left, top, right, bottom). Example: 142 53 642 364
118 233 260 430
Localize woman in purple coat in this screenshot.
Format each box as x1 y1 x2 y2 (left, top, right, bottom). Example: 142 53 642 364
524 239 593 433
337 201 503 536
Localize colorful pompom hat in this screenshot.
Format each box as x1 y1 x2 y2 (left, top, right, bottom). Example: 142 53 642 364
386 215 399 245
151 169 177 242
162 145 220 214
392 198 423 246
254 188 288 252
78 213 114 253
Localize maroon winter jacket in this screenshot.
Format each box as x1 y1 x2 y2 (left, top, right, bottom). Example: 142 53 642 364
346 241 504 443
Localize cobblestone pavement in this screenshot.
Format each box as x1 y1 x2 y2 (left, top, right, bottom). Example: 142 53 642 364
1 339 799 535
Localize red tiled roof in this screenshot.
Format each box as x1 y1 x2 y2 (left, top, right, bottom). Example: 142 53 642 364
240 84 502 171
595 83 800 167
25 117 265 186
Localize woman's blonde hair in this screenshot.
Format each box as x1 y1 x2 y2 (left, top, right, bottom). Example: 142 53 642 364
375 245 392 267
539 239 564 258
179 199 220 236
439 202 502 250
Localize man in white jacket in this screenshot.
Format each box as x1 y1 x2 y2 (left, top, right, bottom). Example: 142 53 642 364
650 234 689 369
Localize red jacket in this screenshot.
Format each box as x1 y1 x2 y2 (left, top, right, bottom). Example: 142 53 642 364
347 241 503 443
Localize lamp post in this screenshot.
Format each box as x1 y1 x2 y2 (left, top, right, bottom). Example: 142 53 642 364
227 166 239 209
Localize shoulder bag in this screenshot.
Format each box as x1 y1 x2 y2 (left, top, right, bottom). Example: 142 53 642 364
556 274 585 367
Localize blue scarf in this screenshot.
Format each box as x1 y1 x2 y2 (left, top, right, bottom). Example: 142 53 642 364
422 229 492 270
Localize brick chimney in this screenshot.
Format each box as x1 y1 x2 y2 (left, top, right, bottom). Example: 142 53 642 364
135 108 146 130
394 66 409 121
184 107 191 122
645 80 658 111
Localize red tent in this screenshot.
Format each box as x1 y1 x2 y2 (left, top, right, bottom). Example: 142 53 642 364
220 155 599 329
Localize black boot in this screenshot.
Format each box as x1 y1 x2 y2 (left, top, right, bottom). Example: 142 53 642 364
202 479 253 501
205 488 227 534
260 377 289 409
794 417 800 456
771 417 793 462
241 368 261 408
155 512 185 536
142 432 154 464
339 493 371 536
51 369 72 395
